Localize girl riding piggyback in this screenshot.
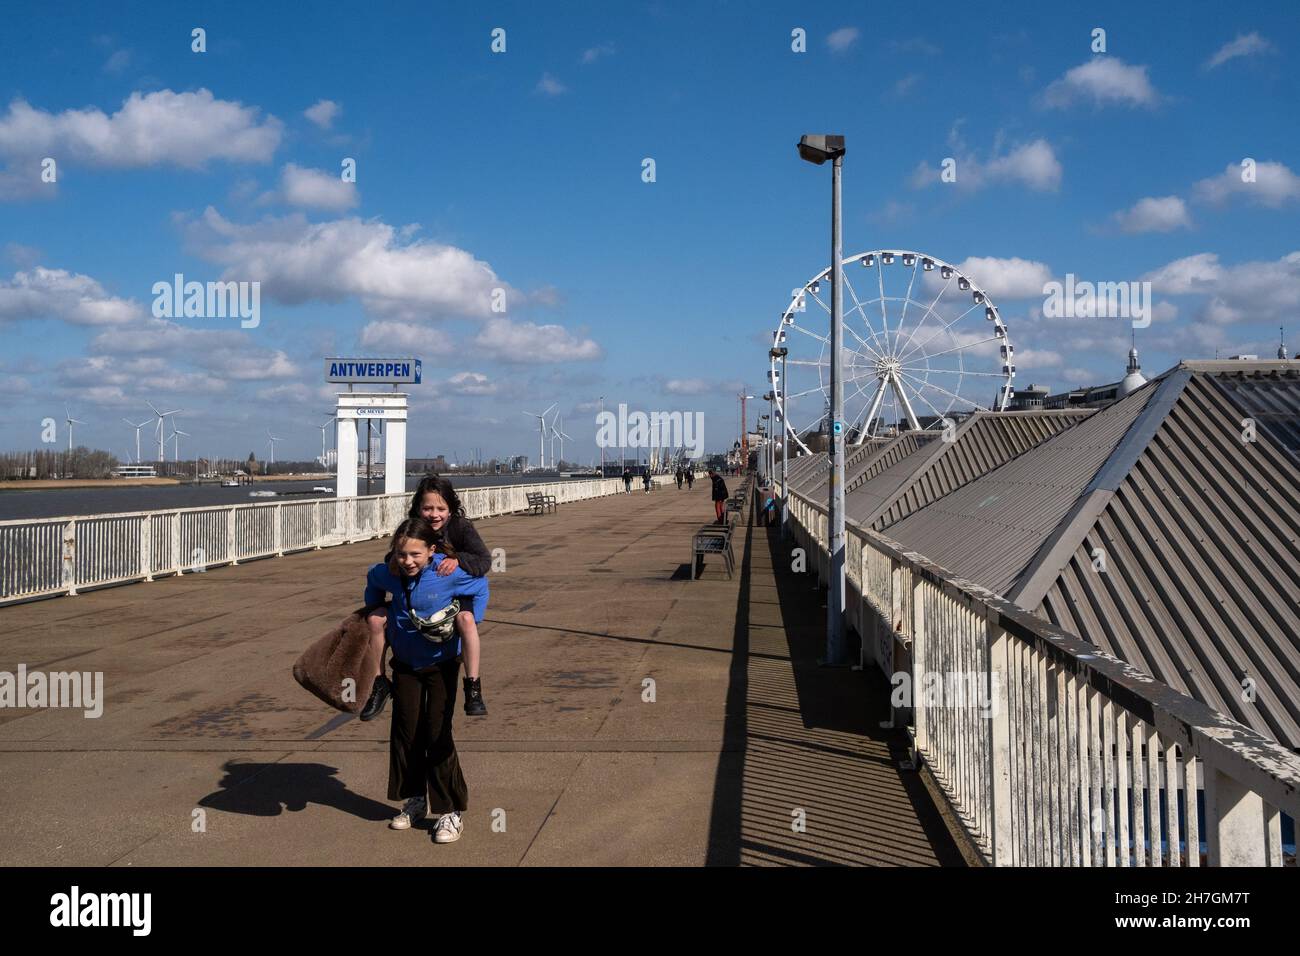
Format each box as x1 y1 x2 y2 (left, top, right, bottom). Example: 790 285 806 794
360 475 493 721
366 515 489 842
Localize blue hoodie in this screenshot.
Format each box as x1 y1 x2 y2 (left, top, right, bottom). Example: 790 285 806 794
365 555 490 669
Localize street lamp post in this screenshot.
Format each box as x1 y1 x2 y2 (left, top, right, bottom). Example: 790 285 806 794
737 392 755 473
798 133 847 666
770 344 789 536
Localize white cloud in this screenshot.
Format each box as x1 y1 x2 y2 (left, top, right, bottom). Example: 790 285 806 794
304 99 340 129
1042 57 1159 109
1193 160 1300 208
358 320 456 353
1205 32 1275 70
952 257 1054 299
1142 252 1225 294
0 167 54 201
278 163 358 211
536 73 568 96
103 49 132 75
0 89 282 169
827 27 860 53
1014 347 1063 367
664 378 713 395
184 207 517 321
1112 195 1192 233
912 137 1061 192
0 267 141 326
1143 251 1300 325
985 140 1062 190
581 43 615 64
473 318 601 363
84 316 300 384
894 73 921 96
446 372 498 395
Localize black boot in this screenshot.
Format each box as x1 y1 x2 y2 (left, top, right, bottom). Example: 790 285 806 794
463 677 487 716
360 673 391 721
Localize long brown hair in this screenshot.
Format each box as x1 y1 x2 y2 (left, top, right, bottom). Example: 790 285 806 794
407 474 461 559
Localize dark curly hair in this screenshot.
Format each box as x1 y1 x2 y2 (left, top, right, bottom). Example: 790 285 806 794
404 473 464 559
407 473 464 521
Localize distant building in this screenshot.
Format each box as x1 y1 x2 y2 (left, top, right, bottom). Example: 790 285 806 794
1043 342 1147 410
407 456 450 474
1008 384 1050 410
114 464 157 478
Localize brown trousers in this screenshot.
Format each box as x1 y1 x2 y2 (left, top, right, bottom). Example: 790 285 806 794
388 657 468 813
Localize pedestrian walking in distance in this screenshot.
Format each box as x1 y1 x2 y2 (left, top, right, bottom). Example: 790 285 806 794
708 468 728 524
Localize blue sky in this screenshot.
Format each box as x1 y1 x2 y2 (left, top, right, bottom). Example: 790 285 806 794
1 0 1297 464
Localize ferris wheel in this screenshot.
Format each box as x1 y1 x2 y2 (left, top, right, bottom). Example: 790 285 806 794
772 250 1015 455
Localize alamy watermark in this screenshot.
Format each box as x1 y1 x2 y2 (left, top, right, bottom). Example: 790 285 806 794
1043 273 1151 329
50 886 150 936
595 403 703 459
891 670 1001 719
0 665 103 718
152 273 260 328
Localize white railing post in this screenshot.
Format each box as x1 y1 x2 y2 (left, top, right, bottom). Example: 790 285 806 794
141 515 153 582
170 512 181 576
911 574 927 751
61 519 77 596
274 502 283 556
988 619 1014 866
227 508 238 565
1204 761 1270 866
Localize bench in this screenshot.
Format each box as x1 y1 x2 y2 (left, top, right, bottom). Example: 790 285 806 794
691 523 735 580
525 491 557 515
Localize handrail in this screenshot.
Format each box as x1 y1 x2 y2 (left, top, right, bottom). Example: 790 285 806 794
781 482 1298 867
0 477 670 606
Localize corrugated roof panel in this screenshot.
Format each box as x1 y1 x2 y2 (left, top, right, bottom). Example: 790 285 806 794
1032 370 1300 749
886 389 1157 591
871 410 1092 530
1205 364 1300 457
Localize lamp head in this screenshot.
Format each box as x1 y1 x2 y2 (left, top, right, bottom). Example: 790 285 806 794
797 134 846 164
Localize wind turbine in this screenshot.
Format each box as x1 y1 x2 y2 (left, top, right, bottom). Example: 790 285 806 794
523 403 556 469
146 400 182 461
267 429 283 470
64 405 86 452
123 416 151 463
316 415 336 465
551 414 573 469
169 425 191 461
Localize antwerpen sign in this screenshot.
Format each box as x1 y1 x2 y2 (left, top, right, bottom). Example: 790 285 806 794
326 358 422 384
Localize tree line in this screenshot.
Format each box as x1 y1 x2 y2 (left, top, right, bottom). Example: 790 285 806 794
0 447 120 480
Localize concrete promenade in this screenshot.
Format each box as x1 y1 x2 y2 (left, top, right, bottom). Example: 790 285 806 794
0 482 962 866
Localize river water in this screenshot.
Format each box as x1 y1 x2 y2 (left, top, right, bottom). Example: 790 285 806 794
0 474 604 521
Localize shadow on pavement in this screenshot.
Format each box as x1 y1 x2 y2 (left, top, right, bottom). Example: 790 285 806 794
198 760 394 822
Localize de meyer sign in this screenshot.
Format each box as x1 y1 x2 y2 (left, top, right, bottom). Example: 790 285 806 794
326 358 422 384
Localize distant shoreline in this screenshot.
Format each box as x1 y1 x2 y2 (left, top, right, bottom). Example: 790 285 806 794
0 474 333 492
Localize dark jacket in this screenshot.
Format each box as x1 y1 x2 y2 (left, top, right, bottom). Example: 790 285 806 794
710 474 728 501
437 514 492 576
384 514 492 577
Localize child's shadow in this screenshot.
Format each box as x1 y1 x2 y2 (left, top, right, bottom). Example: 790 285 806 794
197 761 394 821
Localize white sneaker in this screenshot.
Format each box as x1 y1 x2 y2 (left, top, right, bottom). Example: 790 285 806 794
433 811 464 844
390 796 426 830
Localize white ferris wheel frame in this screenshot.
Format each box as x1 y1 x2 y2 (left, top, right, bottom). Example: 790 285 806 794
773 249 1015 457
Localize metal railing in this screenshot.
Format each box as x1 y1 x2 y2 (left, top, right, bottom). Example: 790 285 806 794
782 485 1299 867
0 477 661 606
